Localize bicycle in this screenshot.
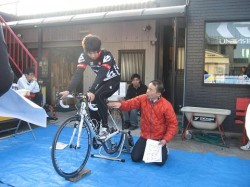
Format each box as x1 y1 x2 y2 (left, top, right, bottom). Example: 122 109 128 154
51 93 134 179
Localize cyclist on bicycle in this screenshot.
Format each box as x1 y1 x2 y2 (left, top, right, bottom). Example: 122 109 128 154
60 34 120 139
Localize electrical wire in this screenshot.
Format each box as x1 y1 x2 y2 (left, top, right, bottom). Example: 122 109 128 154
192 132 228 147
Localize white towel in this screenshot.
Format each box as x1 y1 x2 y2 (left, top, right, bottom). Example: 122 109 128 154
0 89 47 127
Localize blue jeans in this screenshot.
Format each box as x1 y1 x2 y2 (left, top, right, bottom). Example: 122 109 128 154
124 109 138 127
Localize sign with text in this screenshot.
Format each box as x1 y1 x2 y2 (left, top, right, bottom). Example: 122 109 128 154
192 116 216 123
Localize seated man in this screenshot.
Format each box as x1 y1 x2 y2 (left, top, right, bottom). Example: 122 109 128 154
17 67 43 106
123 73 147 130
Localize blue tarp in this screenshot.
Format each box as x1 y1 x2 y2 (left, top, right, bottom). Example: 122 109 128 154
0 125 250 187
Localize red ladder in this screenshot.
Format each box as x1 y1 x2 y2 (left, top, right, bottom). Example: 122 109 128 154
0 16 38 77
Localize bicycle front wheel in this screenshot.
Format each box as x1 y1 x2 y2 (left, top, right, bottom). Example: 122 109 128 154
51 116 91 179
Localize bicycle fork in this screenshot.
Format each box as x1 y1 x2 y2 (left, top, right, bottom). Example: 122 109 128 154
69 117 84 149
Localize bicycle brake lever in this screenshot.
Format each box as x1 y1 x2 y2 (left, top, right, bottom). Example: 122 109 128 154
59 100 69 108
66 94 74 98
59 94 74 109
88 102 98 111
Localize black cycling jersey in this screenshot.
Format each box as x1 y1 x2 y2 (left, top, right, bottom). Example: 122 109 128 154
68 50 120 94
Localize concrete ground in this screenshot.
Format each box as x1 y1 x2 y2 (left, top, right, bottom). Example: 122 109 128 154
50 110 250 160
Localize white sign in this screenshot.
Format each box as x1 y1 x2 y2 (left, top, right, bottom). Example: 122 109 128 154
143 139 162 163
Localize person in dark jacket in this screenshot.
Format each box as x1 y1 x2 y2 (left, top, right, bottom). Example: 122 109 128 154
60 34 120 140
124 73 147 130
0 24 14 97
108 80 178 166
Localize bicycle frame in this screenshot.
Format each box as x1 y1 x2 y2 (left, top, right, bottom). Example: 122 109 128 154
71 95 121 150
53 93 133 168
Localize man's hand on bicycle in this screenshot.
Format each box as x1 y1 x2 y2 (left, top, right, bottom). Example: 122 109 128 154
59 91 95 102
107 101 121 108
87 92 95 102
59 91 69 99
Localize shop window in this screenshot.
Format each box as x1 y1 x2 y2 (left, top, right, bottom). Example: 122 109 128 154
118 50 145 82
204 21 250 85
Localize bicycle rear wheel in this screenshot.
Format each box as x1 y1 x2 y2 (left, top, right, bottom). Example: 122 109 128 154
104 108 124 154
51 116 91 179
108 108 124 130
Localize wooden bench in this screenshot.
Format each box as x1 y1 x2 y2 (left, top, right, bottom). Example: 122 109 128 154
0 116 36 140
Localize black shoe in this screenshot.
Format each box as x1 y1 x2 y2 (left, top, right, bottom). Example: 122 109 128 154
123 122 130 130
129 126 138 130
92 137 101 149
127 133 134 147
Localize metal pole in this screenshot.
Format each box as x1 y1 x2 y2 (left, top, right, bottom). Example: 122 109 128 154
172 17 178 108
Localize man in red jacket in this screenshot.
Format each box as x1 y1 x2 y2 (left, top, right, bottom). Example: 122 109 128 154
108 80 178 166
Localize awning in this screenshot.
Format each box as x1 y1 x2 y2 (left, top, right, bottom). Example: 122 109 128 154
6 5 186 28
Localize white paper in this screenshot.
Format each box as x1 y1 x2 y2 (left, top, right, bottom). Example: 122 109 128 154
0 89 47 127
55 142 68 150
143 139 162 163
50 142 68 150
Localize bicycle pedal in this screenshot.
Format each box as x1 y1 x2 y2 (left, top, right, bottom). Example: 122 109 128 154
92 137 101 149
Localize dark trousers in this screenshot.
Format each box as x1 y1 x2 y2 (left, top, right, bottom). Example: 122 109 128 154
89 77 120 128
31 92 43 106
131 136 168 166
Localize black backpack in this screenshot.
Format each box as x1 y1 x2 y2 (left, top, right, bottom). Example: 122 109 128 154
43 104 57 120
